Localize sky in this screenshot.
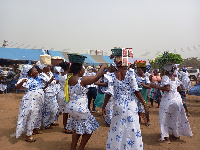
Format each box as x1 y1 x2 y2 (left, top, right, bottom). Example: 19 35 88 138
0 0 200 59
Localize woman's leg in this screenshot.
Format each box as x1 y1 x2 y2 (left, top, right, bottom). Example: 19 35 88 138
71 132 81 150
63 113 68 128
78 133 92 150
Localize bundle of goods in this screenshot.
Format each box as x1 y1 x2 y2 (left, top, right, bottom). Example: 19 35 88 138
135 60 146 68
51 56 64 66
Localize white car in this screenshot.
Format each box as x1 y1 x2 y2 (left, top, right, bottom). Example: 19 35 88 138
187 68 199 81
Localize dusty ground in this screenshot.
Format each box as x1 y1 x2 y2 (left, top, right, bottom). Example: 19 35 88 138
0 91 200 150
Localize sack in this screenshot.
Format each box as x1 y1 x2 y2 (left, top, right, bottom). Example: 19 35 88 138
40 54 51 65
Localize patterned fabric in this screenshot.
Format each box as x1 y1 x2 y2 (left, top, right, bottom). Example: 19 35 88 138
180 71 191 90
40 72 59 128
57 74 68 112
16 77 44 138
179 85 187 107
188 84 200 96
104 70 143 150
159 76 193 140
150 82 162 101
65 77 99 134
104 96 114 125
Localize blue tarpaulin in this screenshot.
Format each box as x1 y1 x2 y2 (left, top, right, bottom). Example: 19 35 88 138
0 47 44 61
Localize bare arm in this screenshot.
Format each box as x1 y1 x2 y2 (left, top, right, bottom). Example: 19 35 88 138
94 81 108 87
16 79 27 89
102 94 111 117
150 84 170 92
141 83 151 89
81 64 107 86
134 91 149 113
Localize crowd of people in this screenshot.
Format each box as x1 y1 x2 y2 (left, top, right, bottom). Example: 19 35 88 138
4 52 199 150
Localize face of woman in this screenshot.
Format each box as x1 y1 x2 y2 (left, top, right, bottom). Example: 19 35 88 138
137 68 143 76
30 68 38 77
79 67 85 76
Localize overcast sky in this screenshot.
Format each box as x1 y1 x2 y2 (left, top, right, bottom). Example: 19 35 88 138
0 0 200 59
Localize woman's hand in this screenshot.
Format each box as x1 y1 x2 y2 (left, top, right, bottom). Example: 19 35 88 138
22 78 28 83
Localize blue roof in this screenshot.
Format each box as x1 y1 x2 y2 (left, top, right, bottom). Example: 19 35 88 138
0 47 44 61
48 50 65 59
82 54 101 66
102 56 114 64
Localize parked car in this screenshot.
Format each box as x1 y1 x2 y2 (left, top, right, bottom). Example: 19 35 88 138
187 68 199 81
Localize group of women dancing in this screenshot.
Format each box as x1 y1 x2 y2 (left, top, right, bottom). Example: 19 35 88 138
15 54 193 150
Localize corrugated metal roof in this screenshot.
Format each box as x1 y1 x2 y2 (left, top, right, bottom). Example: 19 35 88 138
0 47 44 61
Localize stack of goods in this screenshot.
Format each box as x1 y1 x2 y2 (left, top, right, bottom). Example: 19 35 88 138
135 60 146 68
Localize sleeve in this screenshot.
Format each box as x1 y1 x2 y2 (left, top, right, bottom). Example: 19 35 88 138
104 73 114 95
161 75 170 86
145 76 150 84
129 69 139 92
16 78 29 89
176 77 182 86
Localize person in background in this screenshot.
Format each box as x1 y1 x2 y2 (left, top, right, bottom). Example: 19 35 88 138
86 66 98 112
149 69 162 108
150 65 193 143
40 65 59 129
0 73 7 94
57 61 72 134
179 68 191 93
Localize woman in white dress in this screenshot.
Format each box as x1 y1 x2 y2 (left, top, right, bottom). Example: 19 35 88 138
102 56 149 150
65 61 107 150
150 67 193 143
16 65 45 142
40 66 59 129
180 68 191 91
57 61 72 133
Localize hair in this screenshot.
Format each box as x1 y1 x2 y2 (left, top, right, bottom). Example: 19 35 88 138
59 61 70 72
27 67 35 76
70 63 82 74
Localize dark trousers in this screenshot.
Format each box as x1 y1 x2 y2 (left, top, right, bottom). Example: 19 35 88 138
87 87 97 110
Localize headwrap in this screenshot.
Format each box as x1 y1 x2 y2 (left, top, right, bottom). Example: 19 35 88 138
64 75 73 103
19 64 33 79
54 66 62 73
37 63 48 70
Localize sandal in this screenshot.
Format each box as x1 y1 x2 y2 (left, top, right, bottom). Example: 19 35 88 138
32 129 42 135
45 125 53 129
63 129 73 134
25 137 36 143
50 122 59 126
158 138 171 144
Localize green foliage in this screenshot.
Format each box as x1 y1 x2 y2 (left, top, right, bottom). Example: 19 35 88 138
155 51 184 70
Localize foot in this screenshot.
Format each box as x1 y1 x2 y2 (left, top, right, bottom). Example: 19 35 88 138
32 129 42 135
45 125 53 129
158 138 170 144
25 137 36 143
63 129 73 134
91 110 99 113
50 122 59 126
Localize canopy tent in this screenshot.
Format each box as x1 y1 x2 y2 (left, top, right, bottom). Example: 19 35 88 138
82 54 101 66
0 47 44 65
90 55 107 64
48 50 65 59
102 56 114 64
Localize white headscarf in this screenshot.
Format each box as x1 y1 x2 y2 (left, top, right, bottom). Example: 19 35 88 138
37 63 48 70
19 64 33 79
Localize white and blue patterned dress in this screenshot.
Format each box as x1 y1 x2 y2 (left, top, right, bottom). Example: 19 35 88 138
104 70 143 150
104 96 114 125
16 77 44 138
159 75 193 140
57 74 68 113
40 72 59 128
66 77 99 134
